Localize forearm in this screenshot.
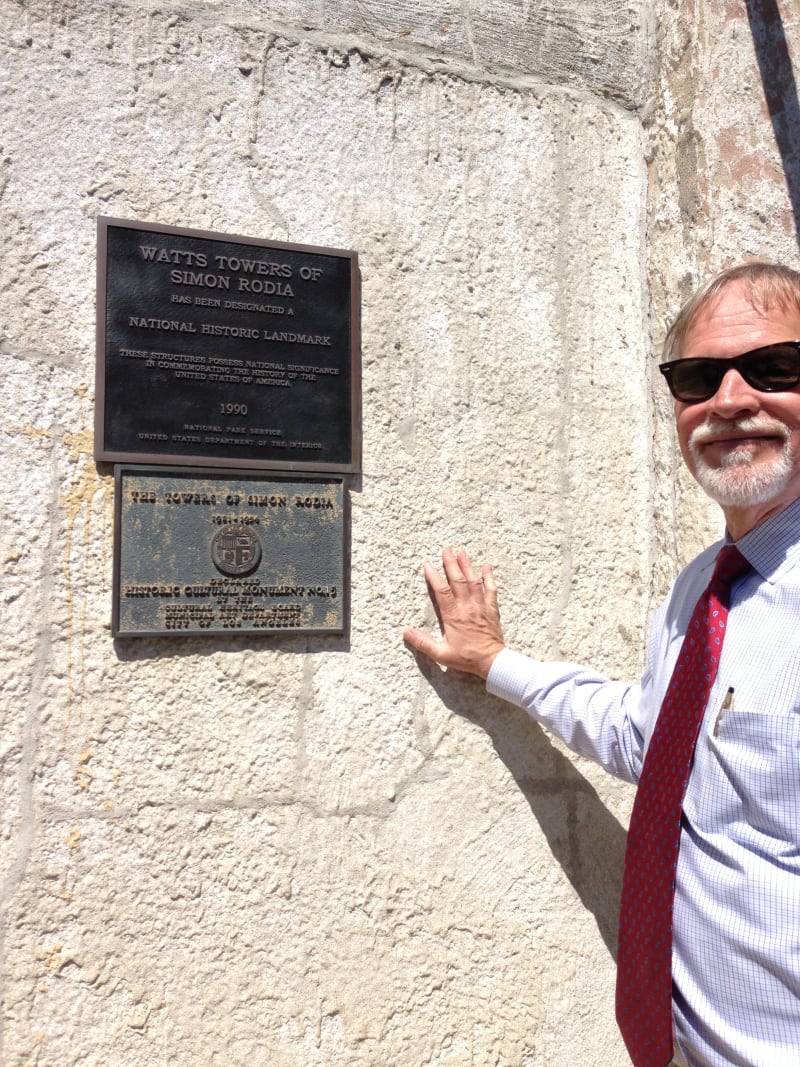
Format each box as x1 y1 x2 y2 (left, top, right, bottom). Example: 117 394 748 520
487 648 645 784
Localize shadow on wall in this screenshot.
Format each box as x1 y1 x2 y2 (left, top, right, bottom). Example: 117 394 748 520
746 0 800 246
414 658 626 962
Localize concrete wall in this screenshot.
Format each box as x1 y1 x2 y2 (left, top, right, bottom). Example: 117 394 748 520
1 0 798 1063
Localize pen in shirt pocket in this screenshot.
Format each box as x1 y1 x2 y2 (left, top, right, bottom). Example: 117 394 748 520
713 686 735 737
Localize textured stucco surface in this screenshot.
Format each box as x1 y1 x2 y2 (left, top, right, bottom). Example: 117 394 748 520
2 0 799 1063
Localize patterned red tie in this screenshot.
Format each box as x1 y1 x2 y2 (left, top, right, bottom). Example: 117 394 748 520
616 545 751 1067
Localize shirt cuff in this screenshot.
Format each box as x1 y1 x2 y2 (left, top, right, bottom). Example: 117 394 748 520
486 647 544 708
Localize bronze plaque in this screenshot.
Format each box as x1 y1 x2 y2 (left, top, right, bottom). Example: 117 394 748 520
95 217 361 473
113 467 347 638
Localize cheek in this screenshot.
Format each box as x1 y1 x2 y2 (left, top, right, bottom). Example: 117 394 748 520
675 404 702 469
762 397 800 454
775 397 800 433
787 429 800 464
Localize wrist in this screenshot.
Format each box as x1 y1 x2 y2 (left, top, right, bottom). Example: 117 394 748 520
476 643 506 681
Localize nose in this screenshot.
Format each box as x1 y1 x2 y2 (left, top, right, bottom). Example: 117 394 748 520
707 365 761 418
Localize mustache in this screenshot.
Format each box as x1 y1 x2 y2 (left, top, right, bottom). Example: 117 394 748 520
689 416 791 450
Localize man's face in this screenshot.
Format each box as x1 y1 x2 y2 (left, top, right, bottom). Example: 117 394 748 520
675 281 800 536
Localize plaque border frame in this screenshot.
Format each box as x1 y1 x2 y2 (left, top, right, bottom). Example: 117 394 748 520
112 464 351 639
95 216 362 474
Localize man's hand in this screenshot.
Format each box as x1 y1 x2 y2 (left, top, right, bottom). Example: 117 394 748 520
403 547 506 680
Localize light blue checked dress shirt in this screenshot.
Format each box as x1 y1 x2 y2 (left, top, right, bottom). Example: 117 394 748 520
487 494 800 1067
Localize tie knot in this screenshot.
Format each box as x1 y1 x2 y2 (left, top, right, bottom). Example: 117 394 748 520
711 545 751 594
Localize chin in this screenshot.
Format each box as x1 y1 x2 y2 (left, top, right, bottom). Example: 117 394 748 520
693 457 794 508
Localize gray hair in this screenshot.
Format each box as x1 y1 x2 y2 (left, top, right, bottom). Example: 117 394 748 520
663 261 800 362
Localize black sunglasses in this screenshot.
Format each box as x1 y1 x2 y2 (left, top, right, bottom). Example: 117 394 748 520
659 341 800 403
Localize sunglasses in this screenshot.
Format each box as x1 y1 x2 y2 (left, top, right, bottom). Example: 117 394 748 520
659 341 800 403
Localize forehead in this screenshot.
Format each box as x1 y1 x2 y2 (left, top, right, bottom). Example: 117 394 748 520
683 282 800 359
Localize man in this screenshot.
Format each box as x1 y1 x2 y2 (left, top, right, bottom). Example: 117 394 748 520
403 262 800 1067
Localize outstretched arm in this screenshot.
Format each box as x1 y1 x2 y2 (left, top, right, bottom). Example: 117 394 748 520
403 547 507 680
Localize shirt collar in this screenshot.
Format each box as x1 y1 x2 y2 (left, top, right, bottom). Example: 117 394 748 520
734 495 800 584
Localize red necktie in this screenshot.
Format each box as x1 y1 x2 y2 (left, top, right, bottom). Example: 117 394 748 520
616 545 751 1067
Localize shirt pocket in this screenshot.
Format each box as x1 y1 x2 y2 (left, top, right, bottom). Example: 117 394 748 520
704 711 800 849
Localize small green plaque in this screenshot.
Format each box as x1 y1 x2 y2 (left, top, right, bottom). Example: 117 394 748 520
113 467 346 637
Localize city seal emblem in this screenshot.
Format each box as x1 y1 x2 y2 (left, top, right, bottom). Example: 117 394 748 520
210 524 262 576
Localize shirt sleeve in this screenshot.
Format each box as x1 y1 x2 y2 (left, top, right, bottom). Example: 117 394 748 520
486 647 650 784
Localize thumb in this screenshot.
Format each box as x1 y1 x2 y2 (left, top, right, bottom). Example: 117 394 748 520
402 626 440 660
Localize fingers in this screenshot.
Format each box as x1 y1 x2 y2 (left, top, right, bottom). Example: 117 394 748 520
422 549 476 599
441 547 483 593
455 548 481 585
440 547 467 592
428 547 492 604
481 563 499 614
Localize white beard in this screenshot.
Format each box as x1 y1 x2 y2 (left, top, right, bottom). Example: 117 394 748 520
689 417 794 507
